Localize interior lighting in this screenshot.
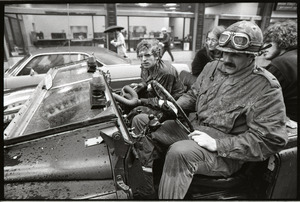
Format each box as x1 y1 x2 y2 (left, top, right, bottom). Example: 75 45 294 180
165 3 177 7
169 7 177 10
136 3 150 7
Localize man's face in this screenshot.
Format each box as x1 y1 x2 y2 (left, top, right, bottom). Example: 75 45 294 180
138 50 157 69
262 42 281 60
222 52 253 74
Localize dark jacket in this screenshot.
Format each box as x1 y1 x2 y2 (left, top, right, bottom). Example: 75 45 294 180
191 47 222 76
161 33 171 47
177 60 288 161
140 60 185 100
191 47 212 76
265 47 297 121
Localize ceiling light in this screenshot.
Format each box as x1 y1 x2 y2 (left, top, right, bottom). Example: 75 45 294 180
136 3 150 7
165 3 177 7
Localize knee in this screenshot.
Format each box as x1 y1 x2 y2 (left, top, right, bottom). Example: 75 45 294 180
132 113 149 133
132 113 148 125
167 140 193 159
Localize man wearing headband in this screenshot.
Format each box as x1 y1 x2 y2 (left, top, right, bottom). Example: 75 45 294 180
132 21 288 199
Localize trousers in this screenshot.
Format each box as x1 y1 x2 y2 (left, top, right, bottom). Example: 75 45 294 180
161 45 174 62
131 113 243 199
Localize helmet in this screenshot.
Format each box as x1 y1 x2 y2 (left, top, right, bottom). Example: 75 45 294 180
216 21 263 55
161 27 167 32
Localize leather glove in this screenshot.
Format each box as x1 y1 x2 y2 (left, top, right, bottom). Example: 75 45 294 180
158 100 178 120
130 82 147 93
140 98 178 120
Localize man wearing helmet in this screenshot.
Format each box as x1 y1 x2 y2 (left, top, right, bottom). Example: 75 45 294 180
131 21 288 199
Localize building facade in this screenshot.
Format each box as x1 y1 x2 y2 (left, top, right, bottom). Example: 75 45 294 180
3 3 297 68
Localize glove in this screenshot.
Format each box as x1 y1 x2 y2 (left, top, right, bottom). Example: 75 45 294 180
147 83 152 92
140 97 160 108
140 98 178 120
130 82 147 92
158 100 178 120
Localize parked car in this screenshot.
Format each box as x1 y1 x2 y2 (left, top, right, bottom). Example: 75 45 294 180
3 60 297 200
4 46 135 89
3 46 190 129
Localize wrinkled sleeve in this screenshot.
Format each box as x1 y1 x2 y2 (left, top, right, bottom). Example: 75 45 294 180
156 74 176 95
215 85 288 161
176 74 203 112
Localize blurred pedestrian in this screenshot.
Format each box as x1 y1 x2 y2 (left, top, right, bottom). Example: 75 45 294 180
262 20 297 121
110 29 128 58
160 27 174 62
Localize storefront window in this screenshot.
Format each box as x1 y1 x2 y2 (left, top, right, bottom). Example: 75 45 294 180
116 16 193 51
4 14 26 56
93 16 106 47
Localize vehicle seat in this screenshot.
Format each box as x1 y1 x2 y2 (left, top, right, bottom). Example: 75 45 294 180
185 162 261 199
190 164 250 189
153 159 257 199
179 70 197 92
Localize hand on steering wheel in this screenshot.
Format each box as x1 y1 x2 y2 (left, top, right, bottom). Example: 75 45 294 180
150 80 194 133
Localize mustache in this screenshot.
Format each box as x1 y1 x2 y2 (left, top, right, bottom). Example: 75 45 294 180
224 62 236 68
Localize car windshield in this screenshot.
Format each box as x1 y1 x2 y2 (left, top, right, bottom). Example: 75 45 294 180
4 62 131 142
21 66 105 135
5 54 30 75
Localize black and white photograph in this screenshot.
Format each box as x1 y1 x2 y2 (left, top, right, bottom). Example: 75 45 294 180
2 2 298 200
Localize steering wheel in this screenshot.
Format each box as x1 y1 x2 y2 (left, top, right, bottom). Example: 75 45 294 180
150 80 194 133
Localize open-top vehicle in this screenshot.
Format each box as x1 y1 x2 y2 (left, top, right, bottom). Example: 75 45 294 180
4 59 297 199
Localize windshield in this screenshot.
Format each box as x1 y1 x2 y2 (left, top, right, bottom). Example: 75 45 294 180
5 54 31 75
21 66 105 135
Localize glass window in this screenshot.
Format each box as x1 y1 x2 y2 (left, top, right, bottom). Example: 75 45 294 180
93 16 106 47
17 54 89 76
4 14 26 56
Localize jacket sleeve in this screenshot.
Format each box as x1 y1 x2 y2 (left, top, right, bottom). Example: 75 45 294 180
215 85 288 161
156 73 176 96
114 34 125 47
161 34 170 44
176 74 202 112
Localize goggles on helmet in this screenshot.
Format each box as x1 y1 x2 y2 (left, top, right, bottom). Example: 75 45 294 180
219 31 261 50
